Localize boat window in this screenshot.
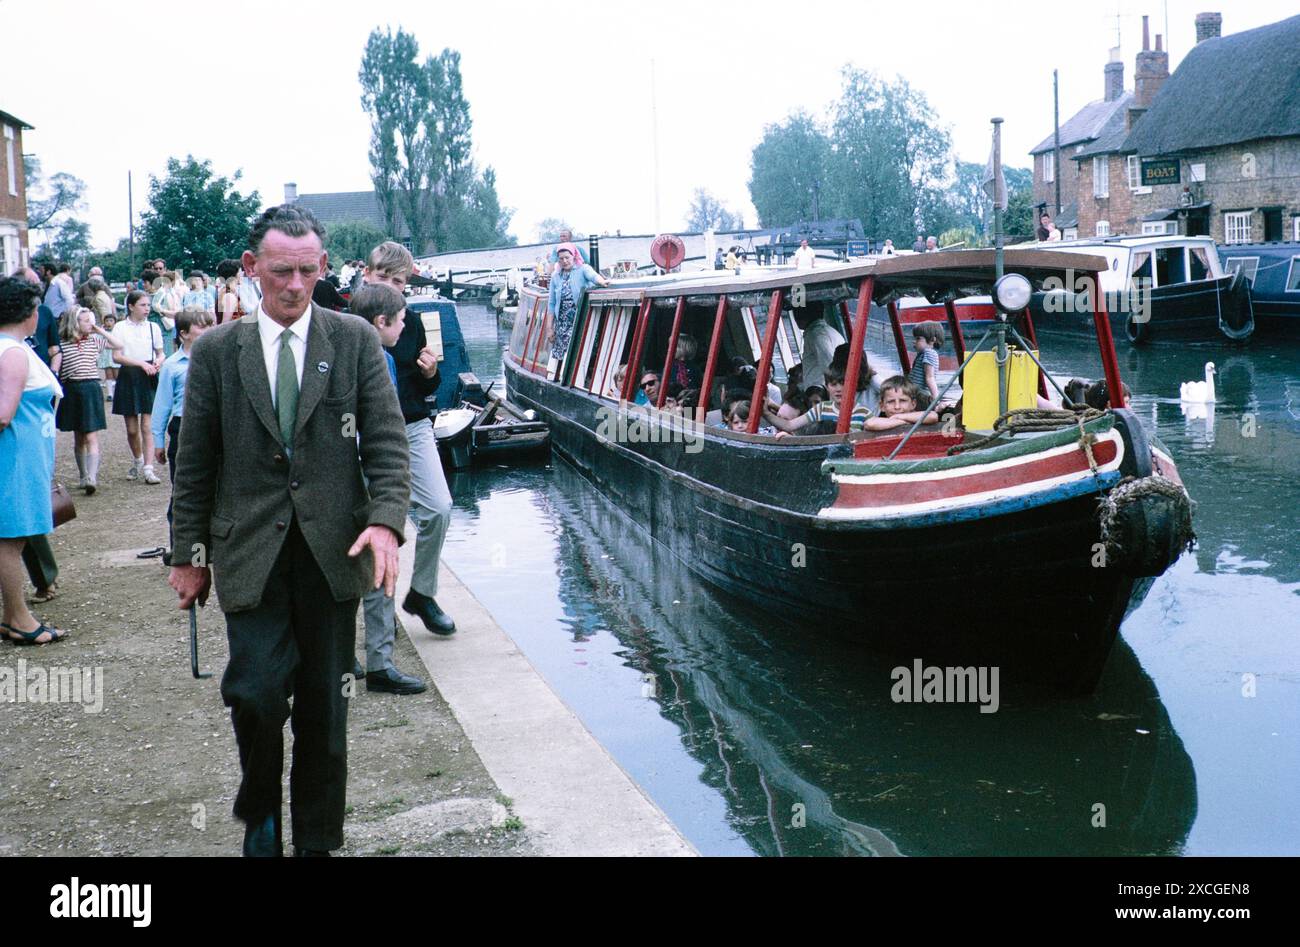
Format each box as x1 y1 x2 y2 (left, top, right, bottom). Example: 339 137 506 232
508 293 537 360
1130 251 1152 281
1154 246 1187 286
1188 246 1211 282
1223 257 1259 286
579 303 634 398
1286 257 1300 293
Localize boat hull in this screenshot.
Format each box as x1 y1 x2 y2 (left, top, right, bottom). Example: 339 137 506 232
1029 273 1254 344
505 357 1182 692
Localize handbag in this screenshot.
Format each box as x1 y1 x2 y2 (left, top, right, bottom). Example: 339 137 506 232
51 481 77 528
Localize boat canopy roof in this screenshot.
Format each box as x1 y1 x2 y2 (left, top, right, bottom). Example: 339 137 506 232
587 248 1110 308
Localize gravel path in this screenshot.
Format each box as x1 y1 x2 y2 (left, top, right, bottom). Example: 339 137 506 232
0 424 534 856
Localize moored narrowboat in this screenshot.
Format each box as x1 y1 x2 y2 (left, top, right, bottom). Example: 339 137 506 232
505 250 1194 692
1025 234 1253 344
1218 241 1300 329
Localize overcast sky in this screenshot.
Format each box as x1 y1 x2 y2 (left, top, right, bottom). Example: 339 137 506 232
3 0 1295 252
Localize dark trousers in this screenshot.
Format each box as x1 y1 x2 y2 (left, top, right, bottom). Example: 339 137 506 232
22 534 58 591
165 416 181 549
220 519 358 851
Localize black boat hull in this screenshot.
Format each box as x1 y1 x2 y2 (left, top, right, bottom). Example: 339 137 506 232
505 358 1179 692
1029 273 1254 344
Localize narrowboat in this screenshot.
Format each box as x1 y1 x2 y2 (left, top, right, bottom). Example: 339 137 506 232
506 250 1195 692
1024 235 1253 344
1217 241 1300 329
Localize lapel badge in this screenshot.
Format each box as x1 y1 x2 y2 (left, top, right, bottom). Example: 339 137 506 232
317 361 329 374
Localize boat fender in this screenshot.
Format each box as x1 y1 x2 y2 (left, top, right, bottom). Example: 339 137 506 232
1097 475 1196 577
1125 311 1149 345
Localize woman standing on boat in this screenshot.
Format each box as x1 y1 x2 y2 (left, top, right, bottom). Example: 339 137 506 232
547 242 608 378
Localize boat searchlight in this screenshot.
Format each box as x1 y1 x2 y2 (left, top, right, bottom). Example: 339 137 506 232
993 273 1032 314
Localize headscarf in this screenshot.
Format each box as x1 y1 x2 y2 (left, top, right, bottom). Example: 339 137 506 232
556 242 582 266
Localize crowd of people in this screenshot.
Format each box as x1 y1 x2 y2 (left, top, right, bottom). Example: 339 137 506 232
0 207 473 855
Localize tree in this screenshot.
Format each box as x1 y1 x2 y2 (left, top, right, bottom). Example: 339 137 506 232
536 218 579 243
444 167 516 249
83 239 136 284
326 220 389 263
829 68 953 242
24 156 87 232
359 30 508 254
136 156 261 271
684 189 741 232
50 219 92 265
748 111 832 227
950 161 1032 237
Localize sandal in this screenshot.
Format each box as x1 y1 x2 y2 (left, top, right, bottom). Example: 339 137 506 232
1 621 69 646
29 584 58 604
136 546 166 560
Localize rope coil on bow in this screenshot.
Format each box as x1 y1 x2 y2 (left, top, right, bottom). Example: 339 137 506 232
947 407 1106 456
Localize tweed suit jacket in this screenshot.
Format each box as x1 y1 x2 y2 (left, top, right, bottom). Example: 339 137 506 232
171 304 411 613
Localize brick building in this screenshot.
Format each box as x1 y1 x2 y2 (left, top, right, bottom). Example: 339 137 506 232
0 109 34 277
1033 12 1300 243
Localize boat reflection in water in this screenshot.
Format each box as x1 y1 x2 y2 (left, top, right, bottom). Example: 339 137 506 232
462 459 1198 857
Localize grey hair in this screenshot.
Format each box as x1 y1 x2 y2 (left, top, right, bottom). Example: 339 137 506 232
247 204 327 254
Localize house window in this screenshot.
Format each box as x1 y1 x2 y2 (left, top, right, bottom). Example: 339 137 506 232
1224 212 1253 244
1042 152 1055 184
1142 221 1177 236
1096 221 1111 237
1127 155 1140 189
1093 157 1109 198
1223 257 1259 286
4 126 15 197
1294 217 1300 241
1062 227 1078 241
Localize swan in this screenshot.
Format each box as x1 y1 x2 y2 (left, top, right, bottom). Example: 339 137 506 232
1180 361 1216 403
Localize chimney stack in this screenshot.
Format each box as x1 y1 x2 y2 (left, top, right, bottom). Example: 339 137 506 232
284 182 298 203
1104 47 1125 102
1134 15 1170 109
1195 11 1222 43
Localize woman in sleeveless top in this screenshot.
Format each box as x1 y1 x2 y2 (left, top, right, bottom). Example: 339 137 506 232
0 276 68 644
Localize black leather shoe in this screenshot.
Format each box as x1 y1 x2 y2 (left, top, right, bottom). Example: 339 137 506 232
294 847 331 857
243 813 282 857
366 666 429 695
352 658 366 680
402 589 456 636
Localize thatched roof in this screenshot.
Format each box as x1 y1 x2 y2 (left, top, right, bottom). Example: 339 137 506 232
1122 14 1300 156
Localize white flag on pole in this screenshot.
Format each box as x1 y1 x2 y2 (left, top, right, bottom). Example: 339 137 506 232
982 146 1007 210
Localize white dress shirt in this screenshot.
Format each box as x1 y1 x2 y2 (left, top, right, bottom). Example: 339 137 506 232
256 304 311 408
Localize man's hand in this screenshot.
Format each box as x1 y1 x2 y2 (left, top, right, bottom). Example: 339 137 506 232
169 564 212 610
155 448 167 464
348 524 402 598
415 346 439 379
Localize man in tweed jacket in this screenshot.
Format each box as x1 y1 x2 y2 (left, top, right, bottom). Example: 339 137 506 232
169 205 410 856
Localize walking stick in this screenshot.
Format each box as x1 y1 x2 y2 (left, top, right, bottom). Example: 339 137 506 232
189 604 212 679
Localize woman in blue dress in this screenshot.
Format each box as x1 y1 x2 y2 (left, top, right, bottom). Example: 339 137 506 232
0 277 67 645
546 242 609 379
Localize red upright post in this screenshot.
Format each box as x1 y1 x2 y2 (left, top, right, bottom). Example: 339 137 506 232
887 300 912 374
746 288 785 433
1091 270 1126 408
657 296 687 408
942 298 967 362
836 276 875 435
697 294 729 423
621 297 653 401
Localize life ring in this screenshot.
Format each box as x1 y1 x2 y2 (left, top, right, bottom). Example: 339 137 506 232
1125 312 1149 344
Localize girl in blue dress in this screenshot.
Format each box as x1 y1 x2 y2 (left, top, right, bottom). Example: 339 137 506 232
0 276 68 645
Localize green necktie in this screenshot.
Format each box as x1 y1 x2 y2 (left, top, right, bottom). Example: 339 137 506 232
276 328 299 449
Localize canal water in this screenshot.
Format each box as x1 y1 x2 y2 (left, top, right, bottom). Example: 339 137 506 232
441 300 1299 857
